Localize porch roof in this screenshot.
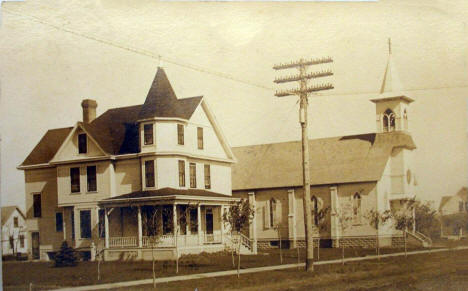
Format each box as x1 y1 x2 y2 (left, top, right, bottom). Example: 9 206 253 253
100 187 239 205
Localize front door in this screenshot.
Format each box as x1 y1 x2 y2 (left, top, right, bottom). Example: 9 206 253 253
205 208 213 242
31 232 40 260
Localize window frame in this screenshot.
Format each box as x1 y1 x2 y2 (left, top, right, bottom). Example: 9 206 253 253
189 163 197 188
70 167 81 193
98 209 106 238
19 235 25 248
86 165 97 192
79 210 92 239
311 196 319 226
33 193 42 218
197 127 204 150
13 216 18 228
55 212 63 232
177 124 184 145
178 160 186 187
270 198 276 228
143 123 154 146
145 160 155 188
78 133 87 154
204 164 211 189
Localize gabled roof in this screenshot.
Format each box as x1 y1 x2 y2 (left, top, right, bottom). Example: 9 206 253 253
138 68 203 120
232 131 416 190
439 187 468 210
1 206 25 226
20 68 209 167
21 127 73 166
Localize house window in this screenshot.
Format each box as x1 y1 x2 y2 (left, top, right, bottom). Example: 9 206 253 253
189 163 197 188
190 208 198 233
56 212 63 232
70 167 80 193
177 124 184 145
9 236 14 249
353 193 362 224
197 127 204 149
162 206 172 235
80 210 91 239
78 133 87 154
178 160 186 187
383 109 395 132
19 235 24 248
270 198 277 228
87 166 97 192
311 196 318 226
204 164 211 189
144 124 154 145
13 217 18 228
98 209 105 238
459 201 464 212
33 194 41 218
145 160 155 188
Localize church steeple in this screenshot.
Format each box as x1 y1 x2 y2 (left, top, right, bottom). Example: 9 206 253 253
371 39 414 133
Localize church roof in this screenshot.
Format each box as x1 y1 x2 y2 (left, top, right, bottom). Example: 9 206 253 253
232 131 416 190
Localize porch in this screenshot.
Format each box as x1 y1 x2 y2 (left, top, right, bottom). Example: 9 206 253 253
98 188 243 260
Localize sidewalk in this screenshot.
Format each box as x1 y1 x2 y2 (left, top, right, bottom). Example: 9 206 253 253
54 245 468 291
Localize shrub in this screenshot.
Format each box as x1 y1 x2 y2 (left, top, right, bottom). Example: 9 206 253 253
54 241 78 267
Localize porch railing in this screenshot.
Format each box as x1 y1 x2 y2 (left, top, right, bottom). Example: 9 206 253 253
109 236 137 247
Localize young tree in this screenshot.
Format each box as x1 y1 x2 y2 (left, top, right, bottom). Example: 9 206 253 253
222 198 254 278
331 210 352 265
142 205 163 289
365 210 392 260
392 209 412 257
93 209 107 281
311 206 330 261
273 223 284 264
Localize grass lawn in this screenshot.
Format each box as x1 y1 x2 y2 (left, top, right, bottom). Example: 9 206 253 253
0 244 456 290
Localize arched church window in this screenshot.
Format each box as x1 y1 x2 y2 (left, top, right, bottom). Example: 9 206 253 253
270 198 276 228
403 109 408 130
383 109 396 132
353 193 362 224
311 196 319 226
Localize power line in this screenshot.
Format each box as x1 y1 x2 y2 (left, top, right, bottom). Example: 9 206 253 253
2 8 276 91
3 9 467 96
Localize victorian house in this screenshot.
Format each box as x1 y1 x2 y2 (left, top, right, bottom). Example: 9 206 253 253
18 67 242 261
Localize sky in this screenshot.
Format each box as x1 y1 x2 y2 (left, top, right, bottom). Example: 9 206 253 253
0 0 467 211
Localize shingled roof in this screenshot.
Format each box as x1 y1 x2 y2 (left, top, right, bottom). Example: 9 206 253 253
232 131 416 190
20 68 204 167
138 68 202 120
21 127 73 166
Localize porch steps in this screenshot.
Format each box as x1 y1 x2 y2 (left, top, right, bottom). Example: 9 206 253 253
406 230 432 247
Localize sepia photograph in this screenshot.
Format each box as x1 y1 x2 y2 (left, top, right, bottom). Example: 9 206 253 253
0 0 467 290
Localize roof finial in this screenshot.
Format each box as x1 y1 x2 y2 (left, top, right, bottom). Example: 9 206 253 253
388 38 392 55
158 55 164 68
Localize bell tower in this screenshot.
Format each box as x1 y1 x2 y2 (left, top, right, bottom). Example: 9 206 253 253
371 39 414 133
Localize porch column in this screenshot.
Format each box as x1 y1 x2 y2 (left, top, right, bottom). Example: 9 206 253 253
137 206 142 247
220 206 224 244
104 208 109 249
173 204 177 237
197 204 202 245
412 206 416 233
248 192 258 254
287 189 296 249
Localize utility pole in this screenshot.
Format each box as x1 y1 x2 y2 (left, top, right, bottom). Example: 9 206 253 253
273 57 333 272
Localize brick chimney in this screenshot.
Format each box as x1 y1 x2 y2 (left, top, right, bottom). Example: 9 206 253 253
81 99 97 123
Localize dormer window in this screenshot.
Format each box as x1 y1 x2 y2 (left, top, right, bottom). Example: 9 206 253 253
143 124 154 145
78 133 87 154
177 124 184 145
383 109 395 132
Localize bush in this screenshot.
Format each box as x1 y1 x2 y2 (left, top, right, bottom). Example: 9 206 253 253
53 241 78 267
